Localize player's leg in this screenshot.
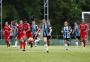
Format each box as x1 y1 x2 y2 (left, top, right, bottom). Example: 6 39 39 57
44 37 49 53
17 35 22 49
22 41 26 51
5 39 10 48
20 40 23 49
28 37 33 48
34 36 40 47
82 38 86 47
64 39 68 50
47 36 51 46
13 37 18 47
81 35 87 47
20 38 26 51
75 37 79 46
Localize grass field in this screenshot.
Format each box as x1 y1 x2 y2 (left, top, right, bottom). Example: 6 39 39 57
0 45 90 62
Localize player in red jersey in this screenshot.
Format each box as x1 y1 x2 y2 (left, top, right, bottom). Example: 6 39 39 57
3 22 11 48
17 20 26 51
24 21 33 48
80 21 88 47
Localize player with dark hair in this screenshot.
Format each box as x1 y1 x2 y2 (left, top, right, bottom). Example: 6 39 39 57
3 22 11 48
61 21 72 50
31 21 38 46
17 20 26 51
42 19 50 53
80 21 88 47
24 21 33 48
74 22 80 46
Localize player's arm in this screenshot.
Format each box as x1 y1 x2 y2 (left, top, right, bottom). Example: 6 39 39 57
69 26 72 34
26 24 31 32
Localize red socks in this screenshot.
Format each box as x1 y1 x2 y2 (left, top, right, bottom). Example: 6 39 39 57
23 42 26 49
20 41 26 50
83 40 86 47
20 42 23 49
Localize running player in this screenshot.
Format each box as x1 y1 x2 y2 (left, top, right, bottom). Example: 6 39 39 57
3 22 11 48
17 20 26 51
62 21 72 50
31 21 38 46
13 22 18 47
24 21 33 48
42 19 50 53
80 21 88 47
34 25 41 47
74 22 80 46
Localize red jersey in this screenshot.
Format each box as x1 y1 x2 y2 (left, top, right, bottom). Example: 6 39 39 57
24 23 32 38
17 24 24 33
3 25 11 36
17 24 25 40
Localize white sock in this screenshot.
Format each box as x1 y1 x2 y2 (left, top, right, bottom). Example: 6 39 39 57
64 44 68 50
76 42 78 46
25 42 27 46
14 41 18 47
44 44 48 51
35 40 37 47
35 38 40 46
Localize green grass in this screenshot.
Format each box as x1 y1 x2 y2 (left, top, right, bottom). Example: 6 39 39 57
0 45 90 62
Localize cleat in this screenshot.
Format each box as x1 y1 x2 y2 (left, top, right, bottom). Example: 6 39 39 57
22 49 25 51
46 51 49 53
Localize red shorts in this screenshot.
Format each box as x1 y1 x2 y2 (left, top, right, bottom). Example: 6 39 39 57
26 31 32 38
4 35 10 42
17 32 25 40
80 34 87 42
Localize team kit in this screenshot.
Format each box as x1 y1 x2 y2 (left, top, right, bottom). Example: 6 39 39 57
3 19 88 53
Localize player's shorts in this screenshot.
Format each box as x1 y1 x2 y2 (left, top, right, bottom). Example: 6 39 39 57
17 32 25 40
43 33 48 37
76 36 80 39
26 31 32 38
64 38 70 41
71 33 75 39
4 35 10 42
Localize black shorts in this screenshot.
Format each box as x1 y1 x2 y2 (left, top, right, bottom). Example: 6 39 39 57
76 36 80 39
64 38 70 41
47 36 51 40
33 34 37 39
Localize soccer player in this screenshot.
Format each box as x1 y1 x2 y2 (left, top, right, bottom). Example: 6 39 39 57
24 21 33 48
42 19 50 53
62 21 72 50
10 21 18 46
13 22 18 47
80 21 88 47
74 22 80 46
17 20 26 51
34 25 41 47
3 22 11 48
31 21 38 46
